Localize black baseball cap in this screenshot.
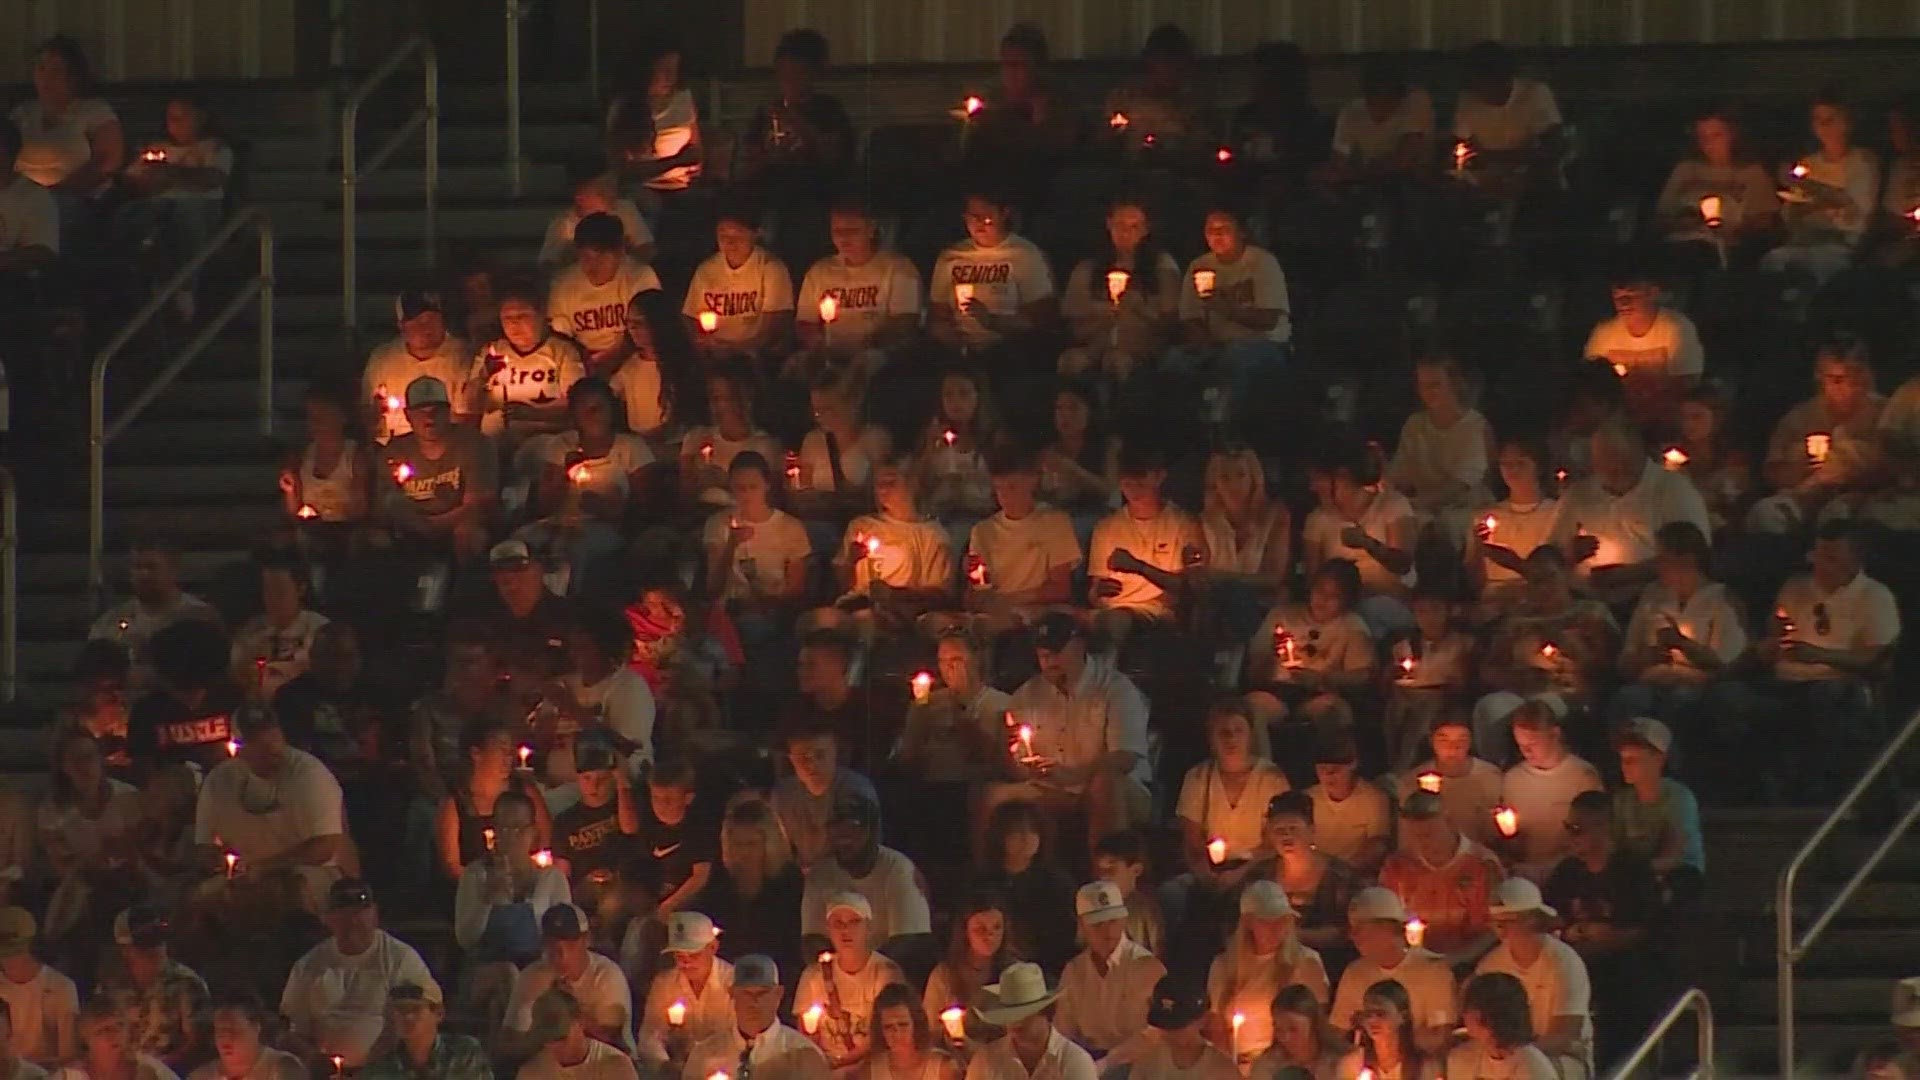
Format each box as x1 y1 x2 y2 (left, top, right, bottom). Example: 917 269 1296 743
574 212 625 251
541 903 589 940
829 789 878 829
1032 612 1085 653
1147 975 1208 1029
396 287 444 323
114 903 170 949
327 878 374 909
574 734 619 773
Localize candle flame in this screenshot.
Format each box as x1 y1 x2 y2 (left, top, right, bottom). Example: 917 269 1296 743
226 739 240 757
697 310 719 333
1493 805 1519 838
1792 163 1809 179
700 442 714 462
943 428 957 446
865 536 881 556
1106 269 1130 303
393 462 413 483
330 1057 344 1075
1481 514 1497 534
1612 362 1629 377
483 826 496 851
1216 146 1233 164
1416 771 1442 793
224 851 238 874
532 849 553 868
385 395 403 412
1662 447 1689 470
1698 195 1723 225
1540 643 1559 658
1231 1012 1246 1030
963 96 983 116
1109 112 1129 130
296 504 319 519
518 745 532 768
1400 656 1416 673
568 462 591 484
1404 916 1426 948
940 1006 966 1040
1207 838 1228 865
818 294 838 323
667 1000 687 1026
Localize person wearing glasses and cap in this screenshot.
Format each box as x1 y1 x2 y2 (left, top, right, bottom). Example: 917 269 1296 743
500 905 633 1059
99 906 207 1072
637 912 735 1072
191 705 347 920
280 879 440 1071
362 288 473 444
1053 882 1164 1059
1096 974 1237 1080
683 955 828 1080
519 989 637 1080
1473 879 1592 1080
359 982 491 1080
964 963 1093 1080
379 374 498 564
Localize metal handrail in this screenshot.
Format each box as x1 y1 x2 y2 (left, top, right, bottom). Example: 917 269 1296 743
1605 987 1714 1080
89 209 276 601
0 466 15 705
1778 707 1920 1077
505 0 525 196
342 34 439 335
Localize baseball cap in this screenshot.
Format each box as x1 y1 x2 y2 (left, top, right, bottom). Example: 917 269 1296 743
1615 716 1673 756
829 790 878 829
488 539 534 570
1347 887 1408 925
1239 880 1296 920
1032 612 1085 652
573 734 619 773
662 912 720 954
825 892 873 922
1075 881 1129 925
1487 878 1558 919
574 212 625 251
541 903 590 940
389 981 444 1007
327 878 374 909
113 904 170 949
733 954 780 988
0 907 36 958
396 288 444 324
1146 975 1208 1029
404 375 451 409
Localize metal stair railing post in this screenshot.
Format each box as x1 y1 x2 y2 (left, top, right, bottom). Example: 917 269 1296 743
88 209 276 603
1603 987 1713 1080
0 465 14 705
341 35 439 338
506 0 524 196
1778 707 1920 1077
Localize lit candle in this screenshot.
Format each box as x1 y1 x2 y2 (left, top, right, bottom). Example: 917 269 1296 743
224 851 238 878
864 536 881 559
117 619 129 632
1540 642 1559 659
818 294 839 324
802 1004 824 1035
1017 724 1035 760
1230 1012 1246 1057
1359 1069 1377 1080
1192 269 1216 298
254 656 267 691
532 849 553 869
1555 468 1569 488
940 1006 966 1041
1479 514 1497 536
1493 805 1519 838
785 450 801 486
709 1072 730 1080
1698 195 1723 228
667 1000 687 1027
910 671 934 703
483 827 496 852
1791 163 1809 179
966 556 990 588
1404 917 1426 948
697 310 719 334
1612 361 1629 378
700 442 715 465
392 462 413 484
819 951 835 966
1908 207 1920 226
296 504 319 519
1776 606 1797 635
953 283 975 308
226 738 241 757
1805 433 1832 464
143 148 168 164
1215 146 1234 164
943 428 958 447
518 744 533 769
1452 141 1471 173
1399 656 1416 677
1109 111 1129 132
1206 838 1228 865
330 1056 344 1077
962 96 983 117
1416 771 1443 794
568 462 591 484
1662 447 1689 470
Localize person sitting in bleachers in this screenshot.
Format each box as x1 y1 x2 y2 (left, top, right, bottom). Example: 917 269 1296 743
1552 416 1710 607
1496 702 1603 883
1446 972 1559 1080
770 715 880 873
1206 881 1329 1073
1474 879 1593 1080
88 539 221 687
1378 788 1501 964
702 450 812 647
452 789 572 1017
1331 888 1455 1053
793 197 922 385
1303 735 1392 876
127 619 240 782
1089 447 1202 649
793 368 891 517
1582 264 1704 436
10 37 124 226
1229 41 1331 197
499 905 633 1059
1039 382 1121 523
0 117 58 280
891 631 1010 784
1329 58 1434 185
793 891 909 1073
545 213 662 378
1655 105 1778 269
433 718 553 884
635 912 735 1075
1094 830 1167 959
1054 880 1163 1058
737 29 855 207
1668 383 1754 534
35 730 141 965
961 24 1078 209
1304 449 1413 634
1242 792 1364 959
1382 585 1476 771
379 376 497 565
280 383 372 531
1467 433 1564 614
1171 700 1290 927
1392 715 1504 851
928 190 1057 395
678 364 782 508
1449 41 1565 203
361 288 471 444
1387 354 1495 522
830 458 955 637
605 39 703 212
1245 560 1376 749
1610 718 1704 904
119 96 232 323
1542 791 1663 1065
913 366 1001 527
799 793 930 956
538 158 654 269
1192 447 1290 644
683 204 795 369
1058 195 1181 389
1104 25 1212 154
468 280 588 446
1177 208 1291 429
1607 521 1745 730
1765 91 1880 289
194 707 348 925
1747 333 1887 535
607 293 682 444
226 551 329 703
512 378 653 594
955 447 1080 638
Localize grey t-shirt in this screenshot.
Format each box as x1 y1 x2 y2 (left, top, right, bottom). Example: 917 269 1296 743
381 427 497 517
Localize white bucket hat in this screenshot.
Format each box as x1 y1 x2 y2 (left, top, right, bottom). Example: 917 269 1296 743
977 963 1059 1026
1487 878 1558 919
1240 880 1297 920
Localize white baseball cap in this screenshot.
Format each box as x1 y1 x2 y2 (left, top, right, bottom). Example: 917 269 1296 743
1075 881 1128 925
825 892 873 921
661 911 720 954
1347 886 1408 925
1488 878 1558 919
1240 880 1296 920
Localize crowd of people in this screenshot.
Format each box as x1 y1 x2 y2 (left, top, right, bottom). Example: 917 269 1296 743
9 15 1920 1080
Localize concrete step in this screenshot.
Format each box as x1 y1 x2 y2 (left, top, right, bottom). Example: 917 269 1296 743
36 503 285 547
19 549 252 596
249 121 594 171
1738 974 1887 1020
114 417 310 456
267 202 550 242
1718 1020 1877 1074
250 162 567 202
103 460 276 502
276 239 542 293
142 376 311 419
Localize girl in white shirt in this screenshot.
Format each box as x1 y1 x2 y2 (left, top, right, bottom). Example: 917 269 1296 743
1244 561 1377 736
795 369 891 505
122 98 233 321
1174 702 1290 918
607 45 703 198
1059 196 1182 384
1444 974 1558 1080
1467 434 1563 612
679 367 781 506
1197 447 1292 641
38 728 142 948
1206 883 1329 1070
11 39 124 197
1040 384 1121 520
1337 980 1441 1080
609 296 678 440
1766 95 1882 287
869 983 961 1080
916 369 1001 522
704 451 811 615
1387 356 1494 520
282 386 372 526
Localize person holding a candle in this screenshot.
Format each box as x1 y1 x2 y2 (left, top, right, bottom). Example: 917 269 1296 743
801 794 932 956
794 198 923 380
922 891 1019 1048
794 370 893 508
1243 561 1376 770
831 459 955 632
379 375 498 565
1177 209 1291 430
1472 881 1594 1080
965 962 1094 1080
636 913 736 1072
683 954 828 1080
192 706 347 921
1660 385 1753 534
1174 701 1291 924
605 39 703 206
679 366 784 508
1058 196 1181 389
1193 448 1293 643
1653 106 1777 267
1087 448 1204 650
1246 985 1342 1080
190 993 304 1080
892 633 1013 784
1378 789 1502 963
736 29 855 206
359 981 491 1080
1097 974 1238 1080
955 448 1082 637
1549 417 1710 607
545 213 664 380
703 451 813 639
1764 93 1881 288
867 983 960 1080
517 988 639 1080
1579 264 1704 435
280 880 440 1071
500 905 633 1059
1304 738 1392 876
281 385 373 532
1609 521 1745 729
682 205 796 365
1332 979 1442 1080
1496 703 1602 883
1205 881 1329 1072
1329 59 1434 185
87 540 220 691
1472 547 1616 762
1749 334 1887 535
915 368 1002 528
1244 793 1364 959
1386 354 1496 520
227 553 330 705
435 717 554 883
1381 587 1474 772
124 619 241 786
467 281 588 446
1052 881 1164 1058
453 789 573 1011
1330 890 1455 1055
927 191 1057 396
793 892 908 1073
1448 41 1565 202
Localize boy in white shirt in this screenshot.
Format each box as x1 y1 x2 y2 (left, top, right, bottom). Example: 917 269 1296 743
791 894 907 1073
683 205 794 361
1304 738 1392 875
1582 266 1703 433
1451 41 1565 197
794 199 922 377
361 289 471 441
1089 448 1203 647
1475 879 1594 1080
832 460 954 631
0 909 75 1068
928 190 1056 353
1332 888 1456 1052
964 448 1082 634
1331 60 1435 179
517 989 638 1080
1179 209 1290 349
469 280 588 443
538 162 654 268
1609 521 1745 728
545 212 662 373
1498 703 1602 882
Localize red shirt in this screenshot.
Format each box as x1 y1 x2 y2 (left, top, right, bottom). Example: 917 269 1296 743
1379 836 1503 955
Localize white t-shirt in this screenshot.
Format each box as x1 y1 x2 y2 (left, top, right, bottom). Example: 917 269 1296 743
968 507 1083 598
791 953 908 1067
1101 1031 1240 1080
1175 760 1291 861
837 513 952 594
1178 247 1291 344
35 781 142 864
1395 758 1506 847
1310 488 1417 597
361 333 472 442
683 247 795 346
567 666 657 767
636 960 736 1065
1555 462 1711 574
1442 1044 1557 1080
1333 90 1435 165
800 846 932 942
1330 948 1456 1034
193 749 345 868
505 952 634 1052
967 1029 1098 1080
796 251 923 349
1499 754 1603 875
1583 308 1704 379
1773 570 1901 682
452 861 573 949
184 1051 301 1080
547 258 663 354
518 1039 640 1080
228 609 332 701
1306 782 1393 867
610 89 700 192
930 235 1056 345
1089 505 1203 617
280 931 440 1066
703 508 812 600
1247 603 1374 686
0 964 77 1066
9 98 116 189
795 426 889 495
538 200 654 266
1473 498 1563 588
0 176 58 255
1390 409 1493 512
608 355 670 437
1474 935 1593 1072
471 336 589 431
1061 253 1183 358
126 137 233 202
515 431 654 505
1451 79 1561 152
1620 580 1748 683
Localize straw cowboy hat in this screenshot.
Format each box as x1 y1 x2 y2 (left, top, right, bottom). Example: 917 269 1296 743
976 963 1059 1026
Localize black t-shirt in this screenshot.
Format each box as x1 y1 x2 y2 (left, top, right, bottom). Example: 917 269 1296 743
629 795 718 900
1544 852 1658 931
128 687 243 775
779 693 902 777
455 590 576 679
553 795 633 882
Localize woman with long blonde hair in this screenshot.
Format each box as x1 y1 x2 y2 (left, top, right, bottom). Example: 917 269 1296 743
697 796 803 975
1207 881 1329 1072
1197 447 1293 642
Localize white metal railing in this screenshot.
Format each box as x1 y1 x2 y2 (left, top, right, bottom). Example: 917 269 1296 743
89 209 276 602
0 466 14 705
506 0 525 196
1778 707 1920 1077
342 35 439 335
1605 987 1713 1079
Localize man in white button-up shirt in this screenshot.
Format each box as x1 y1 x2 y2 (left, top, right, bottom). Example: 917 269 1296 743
683 956 829 1080
966 964 1096 1080
1053 882 1163 1057
637 912 735 1072
1555 418 1710 606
